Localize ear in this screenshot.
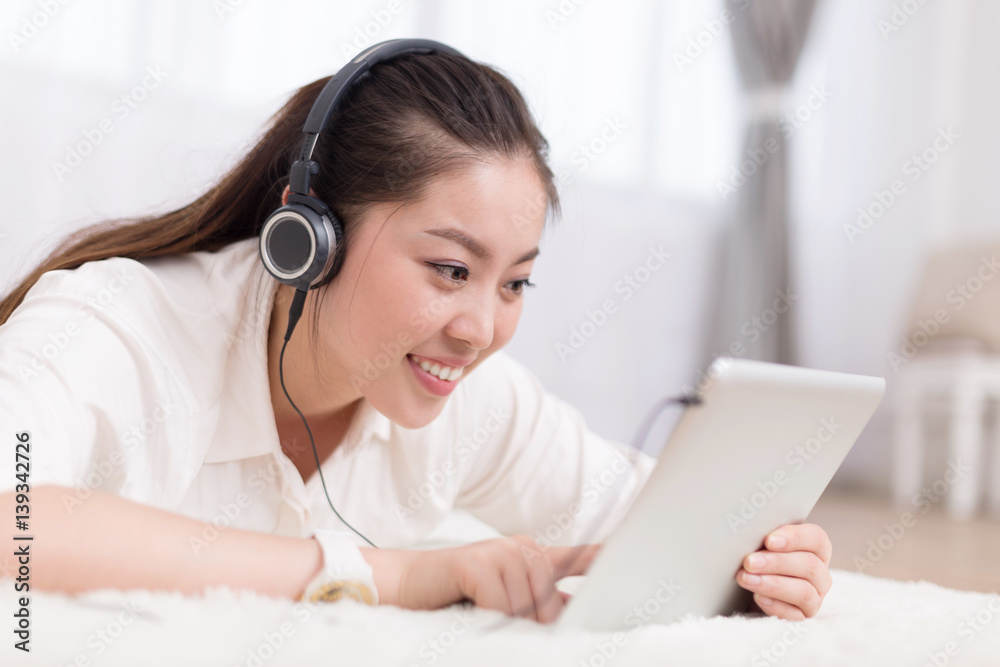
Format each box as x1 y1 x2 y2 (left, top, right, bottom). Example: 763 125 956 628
281 185 318 206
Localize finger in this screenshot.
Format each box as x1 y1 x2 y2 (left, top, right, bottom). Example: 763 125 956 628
742 550 833 597
470 568 514 618
510 537 564 623
765 523 832 564
521 545 564 624
753 592 807 621
501 560 538 621
736 570 823 618
546 544 602 578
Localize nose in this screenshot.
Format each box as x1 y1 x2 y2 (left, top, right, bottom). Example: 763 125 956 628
445 292 495 351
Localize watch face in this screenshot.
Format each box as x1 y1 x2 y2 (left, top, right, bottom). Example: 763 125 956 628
307 580 376 606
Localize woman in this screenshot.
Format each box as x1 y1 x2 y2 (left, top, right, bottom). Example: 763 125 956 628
0 40 831 624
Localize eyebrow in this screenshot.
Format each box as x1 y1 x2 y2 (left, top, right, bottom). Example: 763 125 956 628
424 228 539 265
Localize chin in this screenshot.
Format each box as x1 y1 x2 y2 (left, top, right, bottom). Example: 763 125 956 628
381 398 449 430
360 370 450 430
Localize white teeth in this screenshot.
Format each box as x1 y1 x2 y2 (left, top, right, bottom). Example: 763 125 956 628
411 355 463 382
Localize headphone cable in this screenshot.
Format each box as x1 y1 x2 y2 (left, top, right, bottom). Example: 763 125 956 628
629 393 702 453
279 289 378 548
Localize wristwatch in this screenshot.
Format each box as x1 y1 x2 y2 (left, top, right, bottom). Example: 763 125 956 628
301 529 379 606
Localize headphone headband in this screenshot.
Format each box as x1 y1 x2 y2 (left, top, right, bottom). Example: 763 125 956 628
289 38 465 194
261 38 465 294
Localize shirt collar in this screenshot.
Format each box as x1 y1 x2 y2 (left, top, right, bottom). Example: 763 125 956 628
344 398 393 449
202 254 392 464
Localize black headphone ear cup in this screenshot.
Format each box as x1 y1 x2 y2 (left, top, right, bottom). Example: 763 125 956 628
259 201 340 291
323 215 346 284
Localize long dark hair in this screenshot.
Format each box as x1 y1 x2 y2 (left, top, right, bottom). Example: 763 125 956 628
0 51 560 335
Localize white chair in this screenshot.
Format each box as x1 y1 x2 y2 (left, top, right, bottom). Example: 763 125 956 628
893 340 1000 519
891 240 1000 520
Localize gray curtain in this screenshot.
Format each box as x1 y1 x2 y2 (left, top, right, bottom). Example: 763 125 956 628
707 0 818 366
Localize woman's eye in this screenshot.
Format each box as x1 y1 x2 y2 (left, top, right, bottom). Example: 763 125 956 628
428 262 469 284
427 262 535 296
508 279 537 296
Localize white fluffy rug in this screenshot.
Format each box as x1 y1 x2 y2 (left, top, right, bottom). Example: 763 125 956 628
6 568 1000 666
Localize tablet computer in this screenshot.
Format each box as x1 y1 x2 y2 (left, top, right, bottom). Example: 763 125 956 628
556 357 886 631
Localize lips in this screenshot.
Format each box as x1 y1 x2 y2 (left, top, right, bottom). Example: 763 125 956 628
406 353 472 381
406 354 463 397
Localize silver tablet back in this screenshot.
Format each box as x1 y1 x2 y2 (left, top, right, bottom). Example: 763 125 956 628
558 357 885 631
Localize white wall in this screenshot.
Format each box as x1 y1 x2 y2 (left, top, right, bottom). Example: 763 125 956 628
787 0 1000 493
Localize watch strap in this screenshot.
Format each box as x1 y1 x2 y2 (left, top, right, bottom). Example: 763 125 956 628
301 528 378 606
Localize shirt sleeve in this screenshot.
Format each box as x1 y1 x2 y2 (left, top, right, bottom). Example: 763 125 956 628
453 352 657 547
0 266 193 505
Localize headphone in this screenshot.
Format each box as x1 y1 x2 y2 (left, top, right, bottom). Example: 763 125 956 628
258 39 465 549
259 38 465 294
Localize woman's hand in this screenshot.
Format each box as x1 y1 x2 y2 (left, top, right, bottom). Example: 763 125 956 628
363 536 599 624
735 523 833 620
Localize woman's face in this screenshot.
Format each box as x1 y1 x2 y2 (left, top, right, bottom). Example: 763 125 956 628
316 158 548 428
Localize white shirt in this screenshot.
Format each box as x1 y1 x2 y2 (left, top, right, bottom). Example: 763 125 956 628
0 237 655 559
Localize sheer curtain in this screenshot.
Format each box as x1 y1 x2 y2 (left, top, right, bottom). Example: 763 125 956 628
0 0 739 452
706 0 817 366
0 0 739 289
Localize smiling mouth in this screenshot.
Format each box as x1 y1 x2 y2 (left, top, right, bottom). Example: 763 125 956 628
406 353 465 382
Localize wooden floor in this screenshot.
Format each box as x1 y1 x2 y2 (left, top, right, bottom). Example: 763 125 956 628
808 488 1000 593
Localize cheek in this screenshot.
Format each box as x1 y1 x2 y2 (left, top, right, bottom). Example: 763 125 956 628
408 290 461 338
346 263 452 353
490 301 523 350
